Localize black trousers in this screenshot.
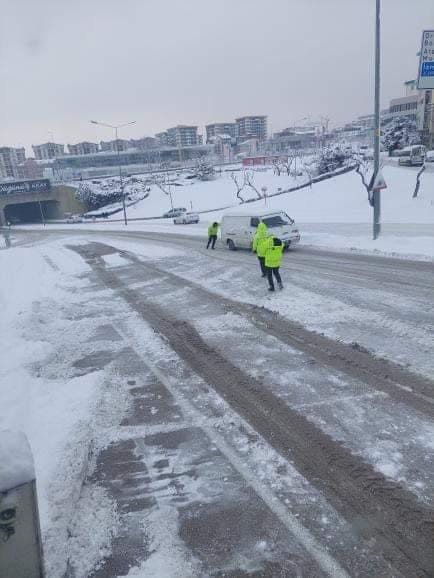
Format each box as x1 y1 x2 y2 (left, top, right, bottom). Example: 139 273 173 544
258 256 267 276
207 235 217 249
267 267 282 289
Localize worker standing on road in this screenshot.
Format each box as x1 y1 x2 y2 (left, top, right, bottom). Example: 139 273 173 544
207 222 219 250
252 221 269 277
265 236 284 291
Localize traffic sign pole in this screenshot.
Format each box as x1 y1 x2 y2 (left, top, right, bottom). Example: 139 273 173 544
373 0 381 240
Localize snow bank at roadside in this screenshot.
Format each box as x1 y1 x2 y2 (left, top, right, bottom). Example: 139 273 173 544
0 243 104 576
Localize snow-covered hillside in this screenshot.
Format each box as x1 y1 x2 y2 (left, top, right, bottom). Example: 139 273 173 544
98 164 434 225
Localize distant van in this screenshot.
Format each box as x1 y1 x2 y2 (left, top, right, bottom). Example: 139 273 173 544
398 145 426 167
220 209 300 251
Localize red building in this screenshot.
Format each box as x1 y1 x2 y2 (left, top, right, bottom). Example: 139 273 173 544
242 155 285 167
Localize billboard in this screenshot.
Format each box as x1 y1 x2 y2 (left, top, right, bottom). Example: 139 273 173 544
0 179 51 196
417 30 434 90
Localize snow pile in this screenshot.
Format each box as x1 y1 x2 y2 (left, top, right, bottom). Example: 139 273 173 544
0 430 35 492
0 243 105 576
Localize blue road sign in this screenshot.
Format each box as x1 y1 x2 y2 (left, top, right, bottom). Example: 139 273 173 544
421 62 434 77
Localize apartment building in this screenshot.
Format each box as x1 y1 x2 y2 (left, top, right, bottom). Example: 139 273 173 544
100 139 130 152
156 125 201 148
129 137 158 150
205 122 236 143
235 116 267 141
167 125 200 147
0 147 26 179
67 141 99 155
32 142 65 160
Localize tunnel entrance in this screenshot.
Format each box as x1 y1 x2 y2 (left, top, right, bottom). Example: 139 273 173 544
4 200 61 224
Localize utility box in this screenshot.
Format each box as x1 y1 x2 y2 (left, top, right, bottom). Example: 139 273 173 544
0 431 44 577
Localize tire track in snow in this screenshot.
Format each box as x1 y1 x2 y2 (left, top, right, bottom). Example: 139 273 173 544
71 241 434 578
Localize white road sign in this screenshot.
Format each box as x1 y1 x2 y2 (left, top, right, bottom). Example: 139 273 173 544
417 30 434 90
372 170 387 192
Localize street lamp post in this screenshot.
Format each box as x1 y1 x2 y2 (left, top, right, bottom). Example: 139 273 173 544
372 0 381 239
90 119 136 225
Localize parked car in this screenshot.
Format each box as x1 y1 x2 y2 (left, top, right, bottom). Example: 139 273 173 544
173 212 200 224
398 145 426 167
162 207 187 218
66 215 83 224
220 210 300 251
425 150 434 163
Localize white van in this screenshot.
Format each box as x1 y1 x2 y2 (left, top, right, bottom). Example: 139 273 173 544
220 209 300 250
398 145 426 167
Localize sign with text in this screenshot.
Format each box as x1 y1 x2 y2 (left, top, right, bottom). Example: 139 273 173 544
417 30 434 89
0 179 51 196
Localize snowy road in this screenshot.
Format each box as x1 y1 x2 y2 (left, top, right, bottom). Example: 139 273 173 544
2 230 434 577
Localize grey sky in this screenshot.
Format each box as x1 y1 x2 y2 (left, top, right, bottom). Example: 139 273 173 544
1 0 433 154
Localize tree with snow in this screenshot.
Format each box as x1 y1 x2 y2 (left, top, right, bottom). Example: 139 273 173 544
381 116 420 156
315 146 353 175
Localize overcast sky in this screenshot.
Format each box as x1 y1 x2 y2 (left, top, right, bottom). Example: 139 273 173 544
1 0 433 154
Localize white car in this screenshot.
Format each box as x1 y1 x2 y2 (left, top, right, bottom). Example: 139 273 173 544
220 210 300 250
173 212 200 224
66 215 83 224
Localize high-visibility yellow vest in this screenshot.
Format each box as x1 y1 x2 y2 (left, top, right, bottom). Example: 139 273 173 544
265 242 284 268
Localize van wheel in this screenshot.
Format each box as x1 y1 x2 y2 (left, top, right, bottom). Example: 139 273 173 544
227 239 236 251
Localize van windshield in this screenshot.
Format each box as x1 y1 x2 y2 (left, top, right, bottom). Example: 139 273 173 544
262 213 294 227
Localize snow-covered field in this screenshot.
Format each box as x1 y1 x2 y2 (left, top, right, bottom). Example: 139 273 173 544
125 165 434 223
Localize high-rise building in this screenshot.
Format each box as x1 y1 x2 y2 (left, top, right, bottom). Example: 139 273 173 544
166 125 200 147
67 141 99 155
32 142 65 160
205 123 236 143
129 137 158 150
235 116 267 141
155 132 169 147
0 147 26 179
100 139 130 152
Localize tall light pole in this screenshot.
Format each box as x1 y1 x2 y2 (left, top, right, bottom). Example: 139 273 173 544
90 120 136 225
372 0 381 239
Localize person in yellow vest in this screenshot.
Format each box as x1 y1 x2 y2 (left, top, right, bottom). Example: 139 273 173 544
252 221 270 277
265 236 284 291
207 222 219 249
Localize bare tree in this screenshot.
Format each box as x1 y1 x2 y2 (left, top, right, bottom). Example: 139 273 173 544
244 170 262 199
280 155 293 176
352 154 374 206
413 164 426 198
231 172 247 202
281 151 303 177
272 159 282 176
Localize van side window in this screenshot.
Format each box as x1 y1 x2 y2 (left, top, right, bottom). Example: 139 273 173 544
251 217 260 227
